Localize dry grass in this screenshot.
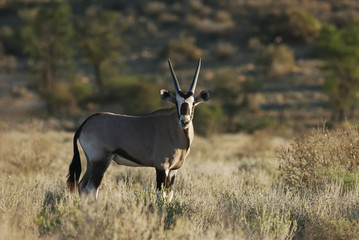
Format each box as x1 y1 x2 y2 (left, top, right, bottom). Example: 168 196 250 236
278 124 359 190
1 121 359 239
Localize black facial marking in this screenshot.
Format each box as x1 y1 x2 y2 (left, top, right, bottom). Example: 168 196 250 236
162 91 170 99
201 91 209 101
178 91 193 99
180 102 190 115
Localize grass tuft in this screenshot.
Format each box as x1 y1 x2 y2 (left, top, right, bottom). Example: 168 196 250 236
1 122 359 239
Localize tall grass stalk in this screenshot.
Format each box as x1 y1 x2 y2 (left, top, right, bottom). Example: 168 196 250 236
1 122 359 239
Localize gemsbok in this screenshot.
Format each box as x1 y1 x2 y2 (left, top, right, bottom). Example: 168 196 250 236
67 59 210 200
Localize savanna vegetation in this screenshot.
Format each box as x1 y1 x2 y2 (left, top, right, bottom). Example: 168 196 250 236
2 122 359 239
2 0 359 239
1 0 359 134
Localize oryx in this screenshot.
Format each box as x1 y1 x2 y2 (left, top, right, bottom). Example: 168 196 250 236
67 59 210 200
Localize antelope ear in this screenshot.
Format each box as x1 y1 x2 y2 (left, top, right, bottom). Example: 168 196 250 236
194 90 210 106
160 89 176 104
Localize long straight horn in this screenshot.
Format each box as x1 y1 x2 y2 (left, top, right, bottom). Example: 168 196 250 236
189 58 201 94
168 59 181 93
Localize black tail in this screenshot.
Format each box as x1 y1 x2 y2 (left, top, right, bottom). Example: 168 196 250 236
67 127 82 193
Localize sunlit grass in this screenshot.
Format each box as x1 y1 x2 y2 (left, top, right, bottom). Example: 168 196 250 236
1 122 359 239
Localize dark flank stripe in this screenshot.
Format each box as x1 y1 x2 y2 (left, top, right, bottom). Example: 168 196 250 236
113 148 143 165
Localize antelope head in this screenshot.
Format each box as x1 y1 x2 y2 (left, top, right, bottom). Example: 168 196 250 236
160 59 210 129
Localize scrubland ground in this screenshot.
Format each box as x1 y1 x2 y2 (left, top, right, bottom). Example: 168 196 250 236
1 121 359 240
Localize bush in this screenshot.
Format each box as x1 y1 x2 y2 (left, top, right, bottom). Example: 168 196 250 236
105 76 162 115
37 77 92 114
188 0 211 18
248 37 263 51
19 1 74 92
258 8 321 43
278 125 359 190
211 41 237 60
158 13 179 26
316 23 359 121
159 34 202 62
0 54 17 74
211 68 241 130
44 82 76 114
186 10 235 36
213 68 241 112
211 68 262 131
193 103 226 136
256 44 295 77
0 25 20 55
144 1 166 16
240 77 262 112
302 218 359 240
71 76 93 107
236 117 280 133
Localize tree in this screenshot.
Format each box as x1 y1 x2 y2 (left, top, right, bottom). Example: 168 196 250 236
316 23 359 121
258 8 321 43
256 44 295 77
20 1 74 93
75 6 124 93
213 68 241 124
213 68 261 131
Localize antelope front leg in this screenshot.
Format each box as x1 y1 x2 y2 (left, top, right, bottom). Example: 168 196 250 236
156 168 176 202
166 170 177 201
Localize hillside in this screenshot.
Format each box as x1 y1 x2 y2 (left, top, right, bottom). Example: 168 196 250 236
1 0 359 132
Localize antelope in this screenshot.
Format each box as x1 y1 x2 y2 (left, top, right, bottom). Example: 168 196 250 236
67 59 210 200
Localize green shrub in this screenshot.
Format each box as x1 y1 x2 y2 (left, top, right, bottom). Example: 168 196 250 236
44 82 76 114
188 0 211 18
105 76 162 115
163 201 193 230
211 68 263 132
213 68 241 113
186 10 235 36
258 8 321 43
159 34 202 61
236 117 279 133
159 13 179 26
240 77 262 112
256 44 295 77
248 37 263 51
71 77 93 106
278 125 359 190
316 23 359 121
211 41 237 60
19 1 74 92
37 77 91 114
144 1 166 16
37 189 68 236
0 25 20 55
302 218 359 240
335 172 359 192
0 54 18 74
75 6 124 93
193 103 226 136
236 117 280 133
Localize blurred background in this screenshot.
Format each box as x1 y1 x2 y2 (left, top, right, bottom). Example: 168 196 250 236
1 0 359 136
